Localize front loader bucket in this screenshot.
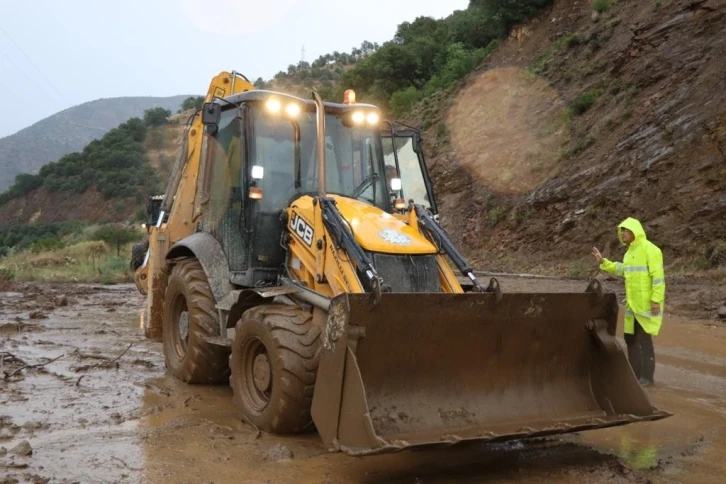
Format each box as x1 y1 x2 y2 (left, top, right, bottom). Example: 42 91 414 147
311 290 671 455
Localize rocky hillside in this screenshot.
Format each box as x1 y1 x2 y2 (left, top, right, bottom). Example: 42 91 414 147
420 0 725 275
0 95 190 191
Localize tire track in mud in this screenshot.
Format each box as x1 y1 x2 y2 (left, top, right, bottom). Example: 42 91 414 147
1 281 725 483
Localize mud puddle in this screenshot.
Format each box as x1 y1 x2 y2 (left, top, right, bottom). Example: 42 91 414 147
2 280 725 483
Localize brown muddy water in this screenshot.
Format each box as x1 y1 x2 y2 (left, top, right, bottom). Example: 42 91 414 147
1 280 725 483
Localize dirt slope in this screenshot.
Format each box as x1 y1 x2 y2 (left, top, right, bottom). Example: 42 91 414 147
425 0 726 275
0 188 126 225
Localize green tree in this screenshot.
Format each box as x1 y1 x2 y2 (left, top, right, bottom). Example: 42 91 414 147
90 224 141 256
181 96 204 111
143 107 172 127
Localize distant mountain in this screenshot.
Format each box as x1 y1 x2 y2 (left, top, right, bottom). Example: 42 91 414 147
0 95 191 191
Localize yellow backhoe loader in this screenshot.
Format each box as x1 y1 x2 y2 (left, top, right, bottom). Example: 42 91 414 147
134 71 670 455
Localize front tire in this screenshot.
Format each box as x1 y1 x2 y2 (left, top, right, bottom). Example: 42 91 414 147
230 305 321 433
162 258 230 384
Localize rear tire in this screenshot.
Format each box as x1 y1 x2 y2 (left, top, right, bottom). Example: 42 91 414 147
130 241 149 271
162 258 230 384
230 305 320 433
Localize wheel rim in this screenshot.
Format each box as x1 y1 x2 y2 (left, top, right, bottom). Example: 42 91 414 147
240 337 271 412
171 294 189 359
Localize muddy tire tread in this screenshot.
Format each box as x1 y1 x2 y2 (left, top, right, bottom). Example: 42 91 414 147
163 258 230 384
231 304 321 433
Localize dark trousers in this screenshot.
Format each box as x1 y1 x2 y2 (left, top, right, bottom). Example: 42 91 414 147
624 318 656 382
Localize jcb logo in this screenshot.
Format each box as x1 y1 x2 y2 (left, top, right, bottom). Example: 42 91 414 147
290 213 313 246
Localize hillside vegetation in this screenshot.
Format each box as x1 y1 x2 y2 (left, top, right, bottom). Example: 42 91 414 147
255 40 380 98
0 95 189 191
251 0 552 113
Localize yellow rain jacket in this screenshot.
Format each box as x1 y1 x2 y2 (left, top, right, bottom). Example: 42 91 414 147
600 218 665 335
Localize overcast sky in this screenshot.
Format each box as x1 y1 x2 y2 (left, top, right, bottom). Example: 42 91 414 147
0 0 469 137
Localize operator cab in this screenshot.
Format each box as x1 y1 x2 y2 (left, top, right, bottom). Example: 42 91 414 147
198 90 438 287
199 91 388 285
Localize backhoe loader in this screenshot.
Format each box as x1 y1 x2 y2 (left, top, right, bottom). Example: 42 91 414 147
134 70 671 455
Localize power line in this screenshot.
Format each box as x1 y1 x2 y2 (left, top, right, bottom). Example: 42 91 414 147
0 76 21 101
0 46 59 104
0 23 65 102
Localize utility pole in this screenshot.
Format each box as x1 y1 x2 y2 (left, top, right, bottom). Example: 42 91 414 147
301 45 306 64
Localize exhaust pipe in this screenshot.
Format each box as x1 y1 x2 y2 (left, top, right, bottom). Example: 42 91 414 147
313 91 326 198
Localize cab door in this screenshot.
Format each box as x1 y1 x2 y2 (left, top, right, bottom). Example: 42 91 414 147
380 123 438 215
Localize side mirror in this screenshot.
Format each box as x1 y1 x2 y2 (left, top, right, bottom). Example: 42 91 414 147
412 133 423 154
201 102 221 126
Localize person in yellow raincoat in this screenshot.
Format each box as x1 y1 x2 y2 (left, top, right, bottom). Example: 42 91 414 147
592 217 665 386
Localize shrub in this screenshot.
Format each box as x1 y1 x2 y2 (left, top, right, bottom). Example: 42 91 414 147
143 107 172 127
30 237 65 253
704 241 726 268
181 96 204 111
568 90 601 116
593 0 610 13
390 87 423 117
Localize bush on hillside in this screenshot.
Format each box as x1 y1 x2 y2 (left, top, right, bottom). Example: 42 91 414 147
143 107 172 127
181 96 204 111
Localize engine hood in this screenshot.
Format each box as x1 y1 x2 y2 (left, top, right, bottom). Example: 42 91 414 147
290 195 437 255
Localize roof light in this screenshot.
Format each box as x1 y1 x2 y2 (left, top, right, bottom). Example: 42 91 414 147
286 103 300 117
351 111 365 124
366 112 380 125
343 89 356 104
266 98 281 114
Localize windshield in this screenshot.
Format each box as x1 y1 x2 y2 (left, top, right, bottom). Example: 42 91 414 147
249 103 388 212
382 135 432 210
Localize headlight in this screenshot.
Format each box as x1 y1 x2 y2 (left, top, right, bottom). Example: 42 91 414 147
352 111 365 124
265 99 281 114
285 103 300 117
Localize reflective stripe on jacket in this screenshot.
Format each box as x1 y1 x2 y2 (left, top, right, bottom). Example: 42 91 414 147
600 217 665 335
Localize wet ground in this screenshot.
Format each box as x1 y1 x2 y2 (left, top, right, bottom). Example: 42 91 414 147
1 278 725 483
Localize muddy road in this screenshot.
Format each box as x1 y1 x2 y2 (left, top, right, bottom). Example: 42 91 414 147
1 278 725 483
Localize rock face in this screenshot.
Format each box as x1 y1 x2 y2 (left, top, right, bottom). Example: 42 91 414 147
422 0 726 273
